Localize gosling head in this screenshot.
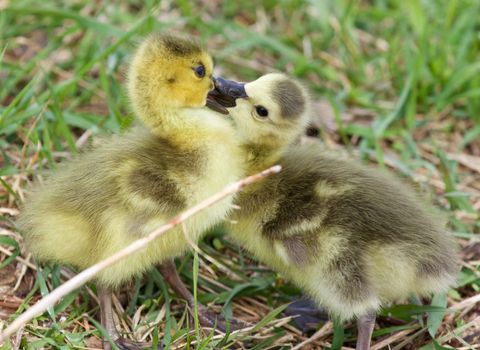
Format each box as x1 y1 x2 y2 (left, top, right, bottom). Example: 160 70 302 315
211 73 310 151
127 33 214 126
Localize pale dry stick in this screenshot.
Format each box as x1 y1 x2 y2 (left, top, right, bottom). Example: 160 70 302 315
290 321 333 350
458 345 480 350
243 296 271 312
337 344 355 350
60 268 99 305
195 251 217 277
391 328 427 350
437 316 480 344
195 246 229 278
0 245 101 303
12 253 31 293
449 293 480 311
283 323 303 336
311 341 354 350
75 129 94 150
112 294 134 342
168 315 293 350
139 304 167 342
194 272 230 292
0 246 36 270
12 325 23 350
453 334 477 349
234 302 261 318
457 301 476 321
195 240 245 281
370 327 419 350
182 221 222 279
447 153 480 174
462 261 480 278
258 316 293 335
131 304 147 332
0 208 19 216
181 221 236 293
0 165 282 344
269 334 296 349
474 200 480 211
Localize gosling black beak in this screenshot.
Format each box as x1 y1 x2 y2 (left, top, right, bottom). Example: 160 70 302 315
206 76 247 115
214 77 248 99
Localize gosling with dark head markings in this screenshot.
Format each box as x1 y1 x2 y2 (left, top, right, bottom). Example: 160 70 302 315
213 73 459 350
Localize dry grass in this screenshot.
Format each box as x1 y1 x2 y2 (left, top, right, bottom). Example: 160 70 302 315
1 0 479 349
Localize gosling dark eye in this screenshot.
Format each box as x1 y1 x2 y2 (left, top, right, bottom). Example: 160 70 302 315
255 105 269 117
194 65 206 78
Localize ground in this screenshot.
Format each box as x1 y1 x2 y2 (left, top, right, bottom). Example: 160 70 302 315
0 1 479 349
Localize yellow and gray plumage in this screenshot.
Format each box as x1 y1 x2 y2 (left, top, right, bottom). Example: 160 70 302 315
230 145 458 319
19 126 243 287
215 73 459 349
18 33 244 349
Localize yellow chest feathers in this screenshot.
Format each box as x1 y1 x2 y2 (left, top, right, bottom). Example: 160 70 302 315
176 110 245 203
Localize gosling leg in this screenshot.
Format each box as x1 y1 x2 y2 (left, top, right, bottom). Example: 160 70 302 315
98 285 162 350
98 285 120 350
356 311 376 350
158 260 247 332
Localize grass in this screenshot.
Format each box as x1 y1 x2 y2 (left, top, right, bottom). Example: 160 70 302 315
1 0 479 348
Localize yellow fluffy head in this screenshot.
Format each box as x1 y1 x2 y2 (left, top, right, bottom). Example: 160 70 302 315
227 73 310 150
127 33 214 124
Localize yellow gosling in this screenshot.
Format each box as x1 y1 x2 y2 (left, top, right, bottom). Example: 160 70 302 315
18 33 244 349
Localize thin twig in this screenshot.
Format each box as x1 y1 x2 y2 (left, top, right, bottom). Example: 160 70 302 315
438 316 480 343
0 165 281 344
0 246 36 270
371 327 420 350
391 328 426 350
450 294 480 311
290 321 333 350
12 253 31 293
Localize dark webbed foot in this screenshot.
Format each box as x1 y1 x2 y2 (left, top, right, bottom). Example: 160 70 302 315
158 260 249 332
195 303 249 332
284 297 329 333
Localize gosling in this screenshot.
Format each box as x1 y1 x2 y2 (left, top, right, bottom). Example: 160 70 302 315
214 73 459 350
17 33 244 349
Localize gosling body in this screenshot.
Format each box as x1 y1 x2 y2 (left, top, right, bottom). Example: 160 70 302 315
18 33 244 349
20 122 242 287
217 73 458 349
229 145 458 319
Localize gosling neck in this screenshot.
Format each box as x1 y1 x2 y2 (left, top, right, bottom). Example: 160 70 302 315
242 142 287 175
140 106 221 149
